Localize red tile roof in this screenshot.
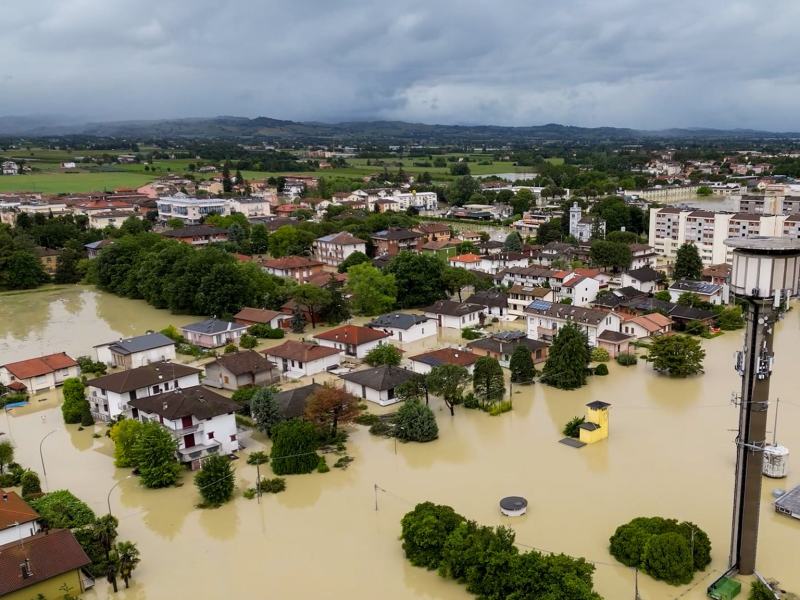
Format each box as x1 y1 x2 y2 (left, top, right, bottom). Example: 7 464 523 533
0 490 39 529
449 253 481 263
234 307 285 324
1 353 77 380
313 325 391 346
304 272 348 287
262 256 323 270
264 340 341 362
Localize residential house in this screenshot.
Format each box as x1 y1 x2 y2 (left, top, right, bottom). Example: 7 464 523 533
558 274 600 307
448 253 482 271
621 266 664 294
83 238 113 258
668 280 724 305
495 265 555 288
234 307 292 329
467 331 549 367
0 491 40 545
94 332 176 369
524 300 622 346
0 353 79 393
161 225 229 245
621 313 673 339
262 256 324 282
129 386 239 469
34 247 59 275
180 319 248 348
702 263 731 285
478 252 529 275
87 361 201 421
629 244 658 269
313 232 367 267
507 285 555 317
156 196 227 224
304 271 348 288
423 300 485 330
370 228 424 257
313 325 391 359
88 210 141 229
339 365 416 406
595 330 634 358
264 341 342 377
421 238 460 256
413 223 451 242
592 287 647 310
0 529 92 600
465 290 509 317
366 313 434 343
408 347 480 375
477 240 505 255
227 197 271 218
204 350 280 390
275 383 324 419
1 161 19 176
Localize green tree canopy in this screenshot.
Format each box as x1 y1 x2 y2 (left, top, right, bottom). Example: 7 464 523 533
386 252 448 308
646 334 705 377
395 400 438 442
110 419 145 468
337 250 370 273
503 231 523 252
62 377 91 425
472 356 505 408
590 240 632 271
540 323 591 389
270 420 319 475
194 454 235 507
673 243 703 280
400 502 465 569
131 422 181 488
427 364 470 416
364 343 402 366
30 490 96 529
346 262 397 315
509 345 536 383
250 386 283 437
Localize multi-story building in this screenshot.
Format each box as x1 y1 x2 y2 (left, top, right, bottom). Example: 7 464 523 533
157 195 228 224
313 232 367 267
262 256 324 281
568 202 605 242
524 301 622 347
227 197 272 218
370 228 424 256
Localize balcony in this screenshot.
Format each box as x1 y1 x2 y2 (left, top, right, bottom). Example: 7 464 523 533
178 441 221 462
172 423 200 436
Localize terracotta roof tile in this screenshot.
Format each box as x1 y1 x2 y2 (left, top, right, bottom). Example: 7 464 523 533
264 340 341 362
1 353 77 380
313 325 390 346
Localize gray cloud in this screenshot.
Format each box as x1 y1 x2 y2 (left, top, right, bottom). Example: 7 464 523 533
1 0 799 129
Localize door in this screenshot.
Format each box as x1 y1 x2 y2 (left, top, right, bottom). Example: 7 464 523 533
282 358 288 372
183 433 196 448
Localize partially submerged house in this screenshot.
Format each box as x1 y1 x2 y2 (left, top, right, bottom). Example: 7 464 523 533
423 300 485 330
366 313 434 343
263 341 342 378
339 365 416 406
0 490 40 545
275 383 324 419
408 347 480 374
467 331 549 367
465 290 509 317
313 325 391 359
203 350 279 390
94 332 176 369
233 307 291 329
0 353 79 393
180 319 248 349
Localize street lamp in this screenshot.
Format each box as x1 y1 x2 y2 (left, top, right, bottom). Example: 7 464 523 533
725 236 800 576
39 430 56 490
107 476 132 517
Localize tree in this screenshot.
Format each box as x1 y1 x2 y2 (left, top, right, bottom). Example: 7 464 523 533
427 364 470 416
386 252 448 308
20 470 42 500
400 502 465 569
346 262 397 315
62 377 91 425
270 420 319 475
195 454 235 507
449 162 471 176
641 533 694 585
268 225 316 257
115 541 140 588
222 162 233 193
338 251 370 273
654 290 672 302
250 386 282 437
291 284 331 328
304 384 360 437
394 400 438 442
442 267 477 302
472 356 505 408
250 223 270 254
749 580 777 600
54 247 83 284
131 422 181 488
503 231 523 252
562 416 585 438
646 334 705 377
674 243 703 280
696 185 712 196
590 240 632 271
718 306 745 330
364 344 402 366
30 490 96 529
5 250 49 289
396 373 429 405
0 441 13 473
446 175 480 206
239 334 258 349
509 345 535 383
510 188 534 216
320 276 351 324
540 323 591 389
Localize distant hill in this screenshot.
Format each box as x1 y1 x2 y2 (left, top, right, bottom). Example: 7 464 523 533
0 115 798 143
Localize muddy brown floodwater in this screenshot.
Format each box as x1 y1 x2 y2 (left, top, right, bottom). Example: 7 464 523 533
1 286 800 600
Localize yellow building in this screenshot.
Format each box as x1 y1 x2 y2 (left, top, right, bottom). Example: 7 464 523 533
578 400 610 444
0 529 92 599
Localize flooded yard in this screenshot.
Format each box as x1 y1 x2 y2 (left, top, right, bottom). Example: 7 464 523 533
2 286 800 599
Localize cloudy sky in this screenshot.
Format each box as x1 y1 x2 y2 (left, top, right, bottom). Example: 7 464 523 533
2 0 799 130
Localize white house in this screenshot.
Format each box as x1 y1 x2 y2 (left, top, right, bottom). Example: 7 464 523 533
478 253 529 275
1 161 19 176
423 300 485 330
524 301 622 347
339 365 416 406
507 285 554 317
86 362 202 421
465 290 509 317
668 280 725 305
621 313 673 340
203 350 280 390
366 313 434 344
408 347 480 375
559 275 600 307
129 386 240 470
621 266 663 294
313 325 391 359
263 340 342 378
0 352 80 393
629 244 658 269
94 332 176 369
0 491 40 545
180 319 248 349
313 232 367 267
448 254 482 271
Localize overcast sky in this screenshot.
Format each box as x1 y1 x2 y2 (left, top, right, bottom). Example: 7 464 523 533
2 0 799 130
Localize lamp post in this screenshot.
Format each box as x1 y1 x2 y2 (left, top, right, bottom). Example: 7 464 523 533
38 430 56 490
107 476 132 517
725 237 800 575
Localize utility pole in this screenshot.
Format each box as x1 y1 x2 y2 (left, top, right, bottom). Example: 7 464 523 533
634 568 641 600
726 237 800 575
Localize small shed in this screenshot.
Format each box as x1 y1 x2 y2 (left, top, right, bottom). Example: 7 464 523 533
707 576 741 600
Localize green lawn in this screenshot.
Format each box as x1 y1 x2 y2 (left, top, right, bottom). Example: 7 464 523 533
0 172 155 193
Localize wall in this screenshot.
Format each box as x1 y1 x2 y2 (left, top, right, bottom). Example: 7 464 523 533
5 570 84 600
0 521 39 545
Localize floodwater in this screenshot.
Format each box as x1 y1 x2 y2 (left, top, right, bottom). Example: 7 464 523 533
2 287 800 600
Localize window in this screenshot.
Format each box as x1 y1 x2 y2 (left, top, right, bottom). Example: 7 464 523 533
207 432 215 440
230 434 237 442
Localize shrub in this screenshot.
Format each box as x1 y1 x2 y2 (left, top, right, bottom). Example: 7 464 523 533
461 328 482 341
684 320 708 336
616 352 638 366
194 455 235 507
223 343 238 354
270 420 319 475
369 421 393 436
364 344 402 367
562 416 585 438
594 363 609 376
232 386 258 413
749 580 777 600
590 347 610 362
20 470 42 500
354 413 380 426
239 334 258 349
30 490 96 529
462 392 480 409
265 327 285 339
76 356 107 376
131 421 181 488
160 325 185 343
250 386 283 437
334 456 354 469
243 488 256 500
400 502 465 569
317 456 330 473
259 478 286 493
0 440 14 473
488 400 512 416
395 401 438 442
246 451 269 466
62 378 90 424
641 532 693 585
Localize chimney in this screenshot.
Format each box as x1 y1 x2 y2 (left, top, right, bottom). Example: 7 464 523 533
162 401 168 411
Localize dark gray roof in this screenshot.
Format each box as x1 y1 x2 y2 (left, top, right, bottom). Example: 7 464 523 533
339 365 415 391
668 279 722 295
587 400 611 409
668 304 716 321
597 330 634 343
367 313 430 330
209 350 277 376
128 385 238 419
524 302 611 325
371 228 423 241
775 485 800 514
275 383 324 419
181 319 247 335
467 334 548 355
626 266 663 283
579 422 601 431
465 290 508 308
423 300 485 317
162 225 227 238
98 332 176 355
88 362 201 393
